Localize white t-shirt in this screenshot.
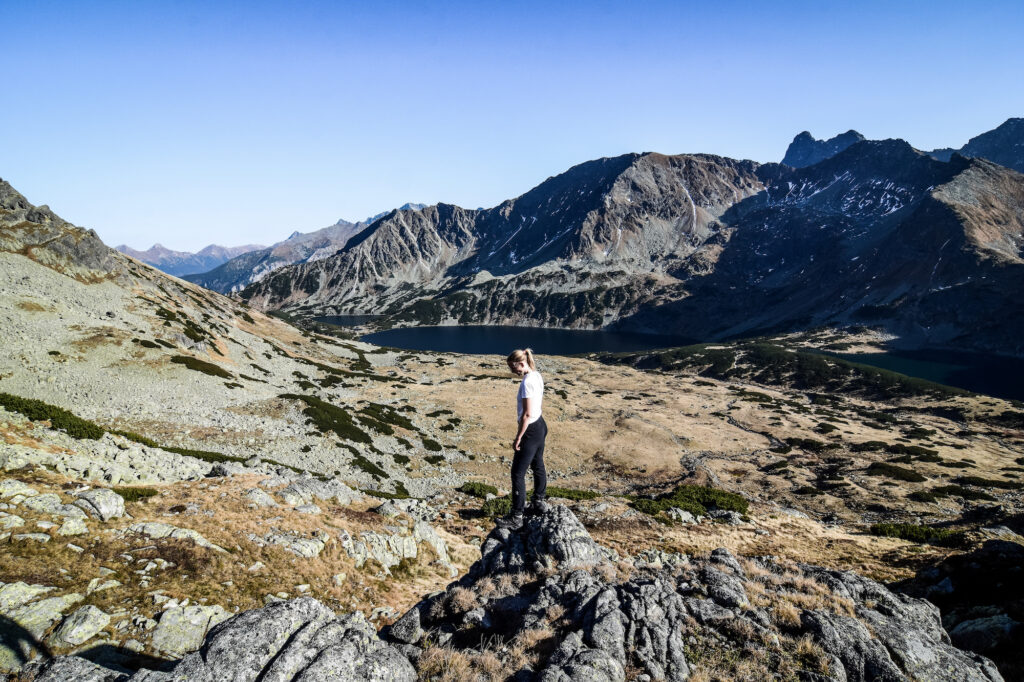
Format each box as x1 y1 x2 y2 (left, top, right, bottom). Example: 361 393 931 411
517 370 544 425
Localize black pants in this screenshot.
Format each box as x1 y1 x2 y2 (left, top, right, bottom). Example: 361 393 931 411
511 416 547 514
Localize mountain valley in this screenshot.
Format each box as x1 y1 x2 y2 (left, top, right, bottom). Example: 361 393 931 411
0 171 1022 680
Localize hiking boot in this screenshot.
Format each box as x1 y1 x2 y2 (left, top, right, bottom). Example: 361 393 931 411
527 498 549 515
495 513 524 530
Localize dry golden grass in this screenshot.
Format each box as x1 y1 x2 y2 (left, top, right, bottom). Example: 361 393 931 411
0 469 471 634
446 586 479 615
418 646 474 682
772 601 802 628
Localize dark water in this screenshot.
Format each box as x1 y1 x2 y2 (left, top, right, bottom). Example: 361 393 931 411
315 315 383 327
833 349 1024 402
360 325 695 356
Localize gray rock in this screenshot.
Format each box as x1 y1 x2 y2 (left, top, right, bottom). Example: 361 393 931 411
243 488 277 508
58 517 89 536
74 488 126 521
665 507 697 524
0 512 25 530
801 609 905 682
21 492 87 519
21 655 128 681
4 592 84 639
0 582 54 611
701 565 748 608
950 615 1021 653
150 604 230 658
294 504 321 514
277 477 362 507
388 607 424 644
474 505 607 577
11 532 50 543
144 597 416 681
261 531 327 558
118 522 226 552
49 604 111 648
0 479 36 499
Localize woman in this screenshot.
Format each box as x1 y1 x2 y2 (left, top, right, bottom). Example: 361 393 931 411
497 348 548 530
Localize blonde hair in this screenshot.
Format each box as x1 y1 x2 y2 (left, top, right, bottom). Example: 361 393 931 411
507 348 537 371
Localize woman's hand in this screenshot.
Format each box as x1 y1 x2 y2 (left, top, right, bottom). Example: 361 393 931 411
513 436 522 451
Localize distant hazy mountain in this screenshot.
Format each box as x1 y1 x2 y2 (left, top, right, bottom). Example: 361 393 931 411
782 130 866 167
184 204 426 294
115 243 264 277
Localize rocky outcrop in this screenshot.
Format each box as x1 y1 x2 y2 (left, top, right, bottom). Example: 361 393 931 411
27 597 417 681
116 522 226 553
21 507 1005 681
0 179 125 282
896 539 1024 676
393 506 1002 681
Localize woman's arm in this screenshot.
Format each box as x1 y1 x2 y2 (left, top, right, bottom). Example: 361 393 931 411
513 396 541 451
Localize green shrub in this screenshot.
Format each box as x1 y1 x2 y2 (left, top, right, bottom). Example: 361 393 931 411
113 486 159 502
481 496 511 518
392 453 410 465
0 392 105 440
109 429 159 448
170 355 233 379
955 476 1023 490
279 394 371 444
794 486 823 496
629 485 748 517
903 427 936 439
133 338 160 349
786 437 836 453
459 482 499 498
865 462 926 482
351 453 389 479
762 460 790 473
814 423 838 434
422 438 442 452
869 523 954 543
908 490 939 503
886 443 939 458
426 409 453 417
362 482 412 500
546 486 599 501
163 445 246 465
931 485 995 501
425 455 445 465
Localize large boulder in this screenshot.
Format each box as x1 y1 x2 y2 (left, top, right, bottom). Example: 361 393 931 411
74 488 126 521
139 597 415 681
48 604 111 648
149 604 230 658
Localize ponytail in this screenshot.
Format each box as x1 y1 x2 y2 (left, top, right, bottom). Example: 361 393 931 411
507 348 537 371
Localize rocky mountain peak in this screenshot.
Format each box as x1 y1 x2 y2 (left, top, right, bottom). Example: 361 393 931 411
957 117 1024 173
782 129 866 167
0 179 123 282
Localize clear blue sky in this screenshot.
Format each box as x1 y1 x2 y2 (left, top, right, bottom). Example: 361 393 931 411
2 0 1022 252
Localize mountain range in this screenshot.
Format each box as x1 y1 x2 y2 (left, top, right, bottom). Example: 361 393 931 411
114 242 265 277
239 118 1024 357
182 203 426 293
